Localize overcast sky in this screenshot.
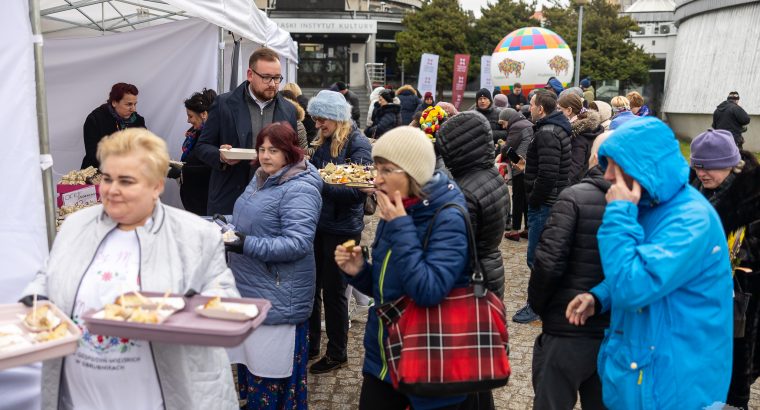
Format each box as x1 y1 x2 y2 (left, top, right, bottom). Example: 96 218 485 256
460 0 555 18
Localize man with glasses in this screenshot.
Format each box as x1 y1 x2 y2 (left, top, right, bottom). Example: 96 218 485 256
196 47 297 214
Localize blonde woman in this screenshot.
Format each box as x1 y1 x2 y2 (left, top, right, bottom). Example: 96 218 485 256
306 90 372 373
22 128 239 410
609 96 637 130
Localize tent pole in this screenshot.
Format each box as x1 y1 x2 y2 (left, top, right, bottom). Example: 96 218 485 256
218 27 224 93
29 0 57 248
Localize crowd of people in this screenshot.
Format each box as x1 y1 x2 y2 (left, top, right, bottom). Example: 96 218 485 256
23 46 760 409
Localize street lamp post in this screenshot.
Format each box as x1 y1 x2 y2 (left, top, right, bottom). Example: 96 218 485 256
574 0 588 86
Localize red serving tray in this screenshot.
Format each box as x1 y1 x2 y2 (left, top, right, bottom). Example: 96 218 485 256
0 302 82 371
82 292 270 348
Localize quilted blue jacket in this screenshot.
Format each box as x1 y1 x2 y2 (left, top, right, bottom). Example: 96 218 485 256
229 160 323 325
349 172 472 410
309 127 372 236
592 118 732 409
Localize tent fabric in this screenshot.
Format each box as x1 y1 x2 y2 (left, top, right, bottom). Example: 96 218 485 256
44 17 218 208
162 0 298 64
40 0 298 64
0 1 46 408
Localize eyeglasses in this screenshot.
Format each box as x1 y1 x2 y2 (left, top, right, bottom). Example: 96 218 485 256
375 167 406 177
311 116 329 123
251 69 284 84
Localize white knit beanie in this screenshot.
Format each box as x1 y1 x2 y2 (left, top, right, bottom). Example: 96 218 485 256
372 126 436 186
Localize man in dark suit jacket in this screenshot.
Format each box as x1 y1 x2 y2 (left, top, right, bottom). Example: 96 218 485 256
195 48 297 215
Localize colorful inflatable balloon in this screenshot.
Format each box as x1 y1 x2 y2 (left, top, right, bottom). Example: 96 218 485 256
490 27 574 97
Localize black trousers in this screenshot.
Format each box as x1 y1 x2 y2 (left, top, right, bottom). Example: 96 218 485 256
532 333 605 410
358 374 495 410
308 231 359 360
727 272 760 409
511 173 528 231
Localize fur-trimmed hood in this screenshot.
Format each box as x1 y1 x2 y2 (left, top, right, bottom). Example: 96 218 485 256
396 84 418 96
571 110 603 140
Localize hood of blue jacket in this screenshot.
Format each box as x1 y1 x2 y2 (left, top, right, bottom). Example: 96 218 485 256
609 110 638 130
535 110 572 136
407 171 467 221
598 117 688 205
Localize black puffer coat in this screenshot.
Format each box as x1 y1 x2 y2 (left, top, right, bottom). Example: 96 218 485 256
499 110 533 177
528 166 610 337
712 100 750 144
568 110 604 185
437 111 510 297
364 103 401 139
396 85 422 125
524 110 572 208
475 106 508 145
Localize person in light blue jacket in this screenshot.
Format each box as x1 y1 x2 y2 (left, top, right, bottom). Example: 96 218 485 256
566 117 733 409
226 122 323 409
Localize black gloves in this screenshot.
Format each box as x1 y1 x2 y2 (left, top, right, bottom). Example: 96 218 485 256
213 214 228 224
167 163 182 179
19 294 49 307
224 231 246 254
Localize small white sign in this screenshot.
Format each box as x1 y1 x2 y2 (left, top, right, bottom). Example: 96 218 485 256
417 53 439 98
62 186 97 207
481 55 493 91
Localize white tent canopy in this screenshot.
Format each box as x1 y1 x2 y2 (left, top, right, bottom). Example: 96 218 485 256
40 0 298 64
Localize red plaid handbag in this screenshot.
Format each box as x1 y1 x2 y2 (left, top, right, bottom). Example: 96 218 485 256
375 203 510 397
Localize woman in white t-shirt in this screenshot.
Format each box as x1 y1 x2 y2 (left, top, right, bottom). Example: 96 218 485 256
23 128 240 410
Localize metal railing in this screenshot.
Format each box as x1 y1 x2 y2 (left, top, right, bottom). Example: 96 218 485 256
365 63 385 93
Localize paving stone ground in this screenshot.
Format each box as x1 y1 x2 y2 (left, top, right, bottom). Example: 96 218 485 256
307 216 760 409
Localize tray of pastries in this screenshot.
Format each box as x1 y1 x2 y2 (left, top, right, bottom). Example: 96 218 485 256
0 301 81 371
82 291 270 347
318 163 376 187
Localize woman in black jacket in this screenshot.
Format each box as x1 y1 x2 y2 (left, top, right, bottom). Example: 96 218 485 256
437 111 509 298
690 129 760 410
178 89 216 215
81 82 146 169
474 88 508 145
498 108 532 241
364 90 401 139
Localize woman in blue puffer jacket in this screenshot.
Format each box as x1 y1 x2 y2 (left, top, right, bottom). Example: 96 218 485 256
226 122 323 409
336 126 493 410
307 90 373 373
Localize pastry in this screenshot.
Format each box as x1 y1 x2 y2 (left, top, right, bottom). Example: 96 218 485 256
36 323 70 342
342 239 356 252
127 307 160 324
204 296 223 310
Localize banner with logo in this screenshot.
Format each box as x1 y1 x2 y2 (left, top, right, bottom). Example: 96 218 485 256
417 53 439 99
480 55 493 91
451 54 471 110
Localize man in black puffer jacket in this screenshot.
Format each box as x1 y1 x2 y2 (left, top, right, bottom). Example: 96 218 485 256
473 88 508 145
514 89 572 324
438 111 510 297
528 164 609 409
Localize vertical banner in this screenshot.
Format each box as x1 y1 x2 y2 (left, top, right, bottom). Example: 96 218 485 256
451 54 471 110
417 53 439 98
480 55 493 91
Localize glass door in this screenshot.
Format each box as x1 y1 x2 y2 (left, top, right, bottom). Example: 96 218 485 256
298 43 350 88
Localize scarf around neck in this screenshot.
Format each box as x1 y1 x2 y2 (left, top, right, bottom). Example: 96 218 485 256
181 125 203 161
107 103 138 130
